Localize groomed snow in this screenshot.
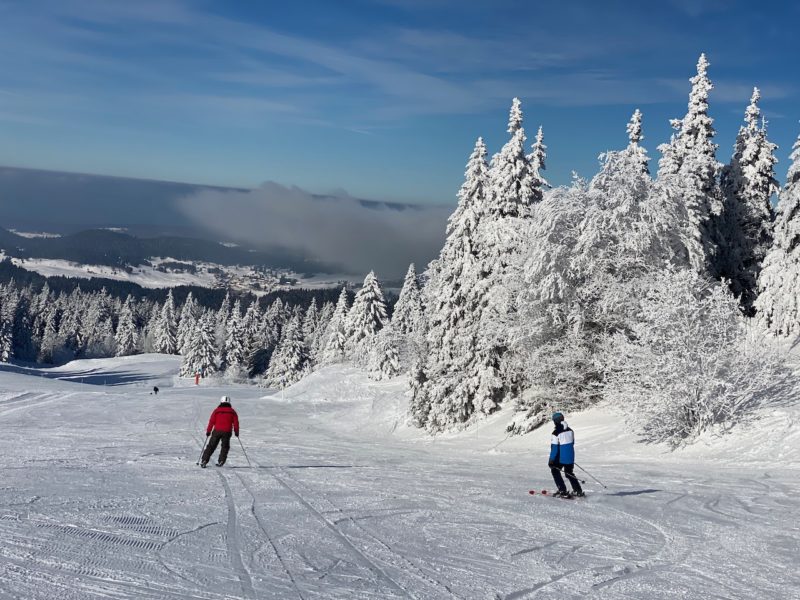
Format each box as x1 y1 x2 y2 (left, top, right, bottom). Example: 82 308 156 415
0 355 797 599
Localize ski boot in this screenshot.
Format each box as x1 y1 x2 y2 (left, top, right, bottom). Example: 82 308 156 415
553 489 571 498
200 461 208 469
215 461 225 467
572 490 585 498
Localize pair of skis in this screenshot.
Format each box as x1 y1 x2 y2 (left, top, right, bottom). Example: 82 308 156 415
528 489 585 499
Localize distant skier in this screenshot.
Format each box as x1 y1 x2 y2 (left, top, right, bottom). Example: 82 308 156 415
153 386 159 395
201 396 239 468
548 412 584 498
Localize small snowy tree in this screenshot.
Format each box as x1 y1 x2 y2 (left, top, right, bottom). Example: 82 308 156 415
222 300 247 376
264 315 309 388
322 287 350 364
0 284 19 362
153 292 178 354
115 296 139 357
180 311 217 378
755 130 800 336
176 293 198 354
367 327 402 380
392 263 425 336
344 272 388 362
528 125 550 188
311 301 335 364
604 270 799 447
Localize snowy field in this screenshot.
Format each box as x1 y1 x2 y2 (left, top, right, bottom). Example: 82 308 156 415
0 355 798 599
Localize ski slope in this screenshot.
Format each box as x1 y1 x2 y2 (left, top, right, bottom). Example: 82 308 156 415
0 355 797 599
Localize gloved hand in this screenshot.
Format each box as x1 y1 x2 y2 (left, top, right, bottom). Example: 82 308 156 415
206 432 210 437
235 433 239 437
548 460 557 469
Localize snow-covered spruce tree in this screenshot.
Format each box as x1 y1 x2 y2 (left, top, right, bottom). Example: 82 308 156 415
603 269 799 447
528 125 550 189
180 311 217 378
657 53 721 275
755 131 800 337
153 291 178 354
510 111 687 432
38 304 59 364
311 300 335 364
344 271 388 362
215 291 231 349
82 288 114 358
488 97 541 218
222 300 247 377
411 136 494 430
465 98 542 420
176 292 198 355
264 314 309 389
114 296 139 357
302 298 320 342
0 283 19 362
322 287 350 364
367 327 401 380
392 263 425 336
719 88 779 313
140 301 160 353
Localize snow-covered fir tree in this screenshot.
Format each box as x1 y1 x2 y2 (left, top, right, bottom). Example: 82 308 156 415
0 283 19 362
302 297 319 335
176 293 198 354
180 311 217 377
322 287 350 364
528 125 549 189
367 327 401 380
344 271 388 361
755 130 800 336
152 290 178 354
392 263 425 336
222 299 247 375
488 98 541 217
216 291 231 348
719 87 779 312
657 53 721 274
264 314 309 388
411 137 492 430
311 300 335 363
114 296 139 357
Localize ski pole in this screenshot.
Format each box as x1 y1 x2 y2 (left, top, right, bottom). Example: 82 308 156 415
237 436 253 468
574 462 607 488
197 428 213 465
197 435 209 465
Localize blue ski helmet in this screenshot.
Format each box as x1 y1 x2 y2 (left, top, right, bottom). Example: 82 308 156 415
552 412 564 423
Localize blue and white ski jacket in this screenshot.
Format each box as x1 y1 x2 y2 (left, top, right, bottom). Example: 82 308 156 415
549 422 575 465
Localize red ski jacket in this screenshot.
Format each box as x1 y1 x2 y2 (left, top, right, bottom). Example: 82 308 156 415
206 402 239 436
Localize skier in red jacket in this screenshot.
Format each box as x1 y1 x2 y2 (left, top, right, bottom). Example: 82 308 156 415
200 396 240 468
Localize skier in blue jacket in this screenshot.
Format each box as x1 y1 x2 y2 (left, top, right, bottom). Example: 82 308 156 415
548 412 584 498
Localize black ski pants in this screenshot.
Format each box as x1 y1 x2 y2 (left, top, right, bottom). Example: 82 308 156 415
202 431 232 465
551 463 582 493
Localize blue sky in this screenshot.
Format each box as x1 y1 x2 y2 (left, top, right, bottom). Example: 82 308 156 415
1 0 798 205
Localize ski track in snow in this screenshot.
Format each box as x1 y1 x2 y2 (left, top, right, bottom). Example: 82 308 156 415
0 355 798 599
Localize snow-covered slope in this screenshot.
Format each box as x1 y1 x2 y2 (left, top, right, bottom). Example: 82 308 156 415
0 356 797 599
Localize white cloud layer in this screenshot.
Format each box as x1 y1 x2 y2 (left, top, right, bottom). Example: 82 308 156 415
178 182 451 278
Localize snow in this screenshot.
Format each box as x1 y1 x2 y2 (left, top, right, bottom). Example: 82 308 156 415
8 230 62 239
0 355 797 599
